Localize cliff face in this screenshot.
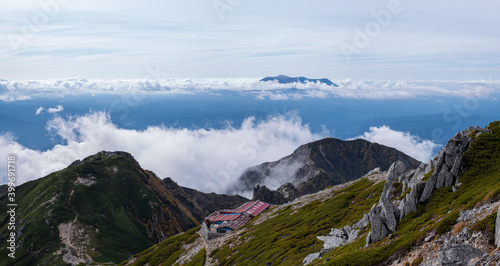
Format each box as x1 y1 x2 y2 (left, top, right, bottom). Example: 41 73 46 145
0 151 246 265
232 138 421 204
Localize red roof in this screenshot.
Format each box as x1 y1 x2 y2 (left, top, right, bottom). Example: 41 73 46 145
246 201 269 217
234 201 256 213
205 201 270 223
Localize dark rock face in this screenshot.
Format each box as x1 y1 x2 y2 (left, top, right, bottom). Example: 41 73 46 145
231 138 421 204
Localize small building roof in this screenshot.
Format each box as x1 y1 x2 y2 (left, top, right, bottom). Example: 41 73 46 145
205 201 270 226
246 201 269 217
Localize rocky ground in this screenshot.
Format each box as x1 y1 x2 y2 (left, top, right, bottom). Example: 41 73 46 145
389 201 500 266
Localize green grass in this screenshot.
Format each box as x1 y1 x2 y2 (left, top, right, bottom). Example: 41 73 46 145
421 169 434 182
185 248 206 266
121 226 200 266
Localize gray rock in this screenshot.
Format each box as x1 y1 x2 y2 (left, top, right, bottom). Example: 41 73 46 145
399 183 418 220
354 213 370 229
461 134 472 149
495 206 500 248
425 160 436 175
328 228 347 238
450 152 463 177
317 235 346 249
415 181 426 200
303 253 321 265
420 171 438 202
435 150 446 174
386 161 407 183
435 165 450 189
380 196 397 232
444 153 456 168
347 229 359 243
444 171 454 187
365 231 372 245
437 244 483 265
370 212 388 242
412 163 427 182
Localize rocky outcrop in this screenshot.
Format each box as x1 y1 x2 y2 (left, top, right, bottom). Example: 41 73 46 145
303 222 364 265
369 127 491 245
419 128 482 202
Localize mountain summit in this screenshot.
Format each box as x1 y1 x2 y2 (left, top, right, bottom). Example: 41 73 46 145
260 75 336 86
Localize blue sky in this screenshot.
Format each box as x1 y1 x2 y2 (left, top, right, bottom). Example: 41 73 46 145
1 0 499 80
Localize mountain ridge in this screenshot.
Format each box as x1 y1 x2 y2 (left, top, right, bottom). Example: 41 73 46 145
260 75 336 86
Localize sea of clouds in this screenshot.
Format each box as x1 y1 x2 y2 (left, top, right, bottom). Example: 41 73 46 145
0 111 439 195
0 78 498 101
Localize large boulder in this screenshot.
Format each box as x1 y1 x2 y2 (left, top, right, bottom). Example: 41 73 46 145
435 165 450 189
369 212 389 243
436 244 483 265
420 171 438 202
380 196 398 232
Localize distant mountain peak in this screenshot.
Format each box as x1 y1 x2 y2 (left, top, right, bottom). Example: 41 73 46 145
260 75 337 86
260 75 338 87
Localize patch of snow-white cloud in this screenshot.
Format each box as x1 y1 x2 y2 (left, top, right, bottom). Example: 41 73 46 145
0 112 321 194
47 105 64 113
353 125 441 162
35 107 44 115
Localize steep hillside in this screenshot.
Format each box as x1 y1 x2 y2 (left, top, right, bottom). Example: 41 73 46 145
0 151 245 266
125 121 500 265
231 138 420 204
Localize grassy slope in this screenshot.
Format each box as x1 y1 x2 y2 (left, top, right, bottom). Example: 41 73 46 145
119 226 201 266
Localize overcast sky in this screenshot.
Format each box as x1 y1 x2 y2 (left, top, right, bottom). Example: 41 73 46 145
0 0 499 80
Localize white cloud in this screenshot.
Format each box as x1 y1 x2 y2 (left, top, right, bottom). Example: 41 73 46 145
353 125 440 163
0 112 321 194
0 78 498 102
35 107 44 115
47 105 64 113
